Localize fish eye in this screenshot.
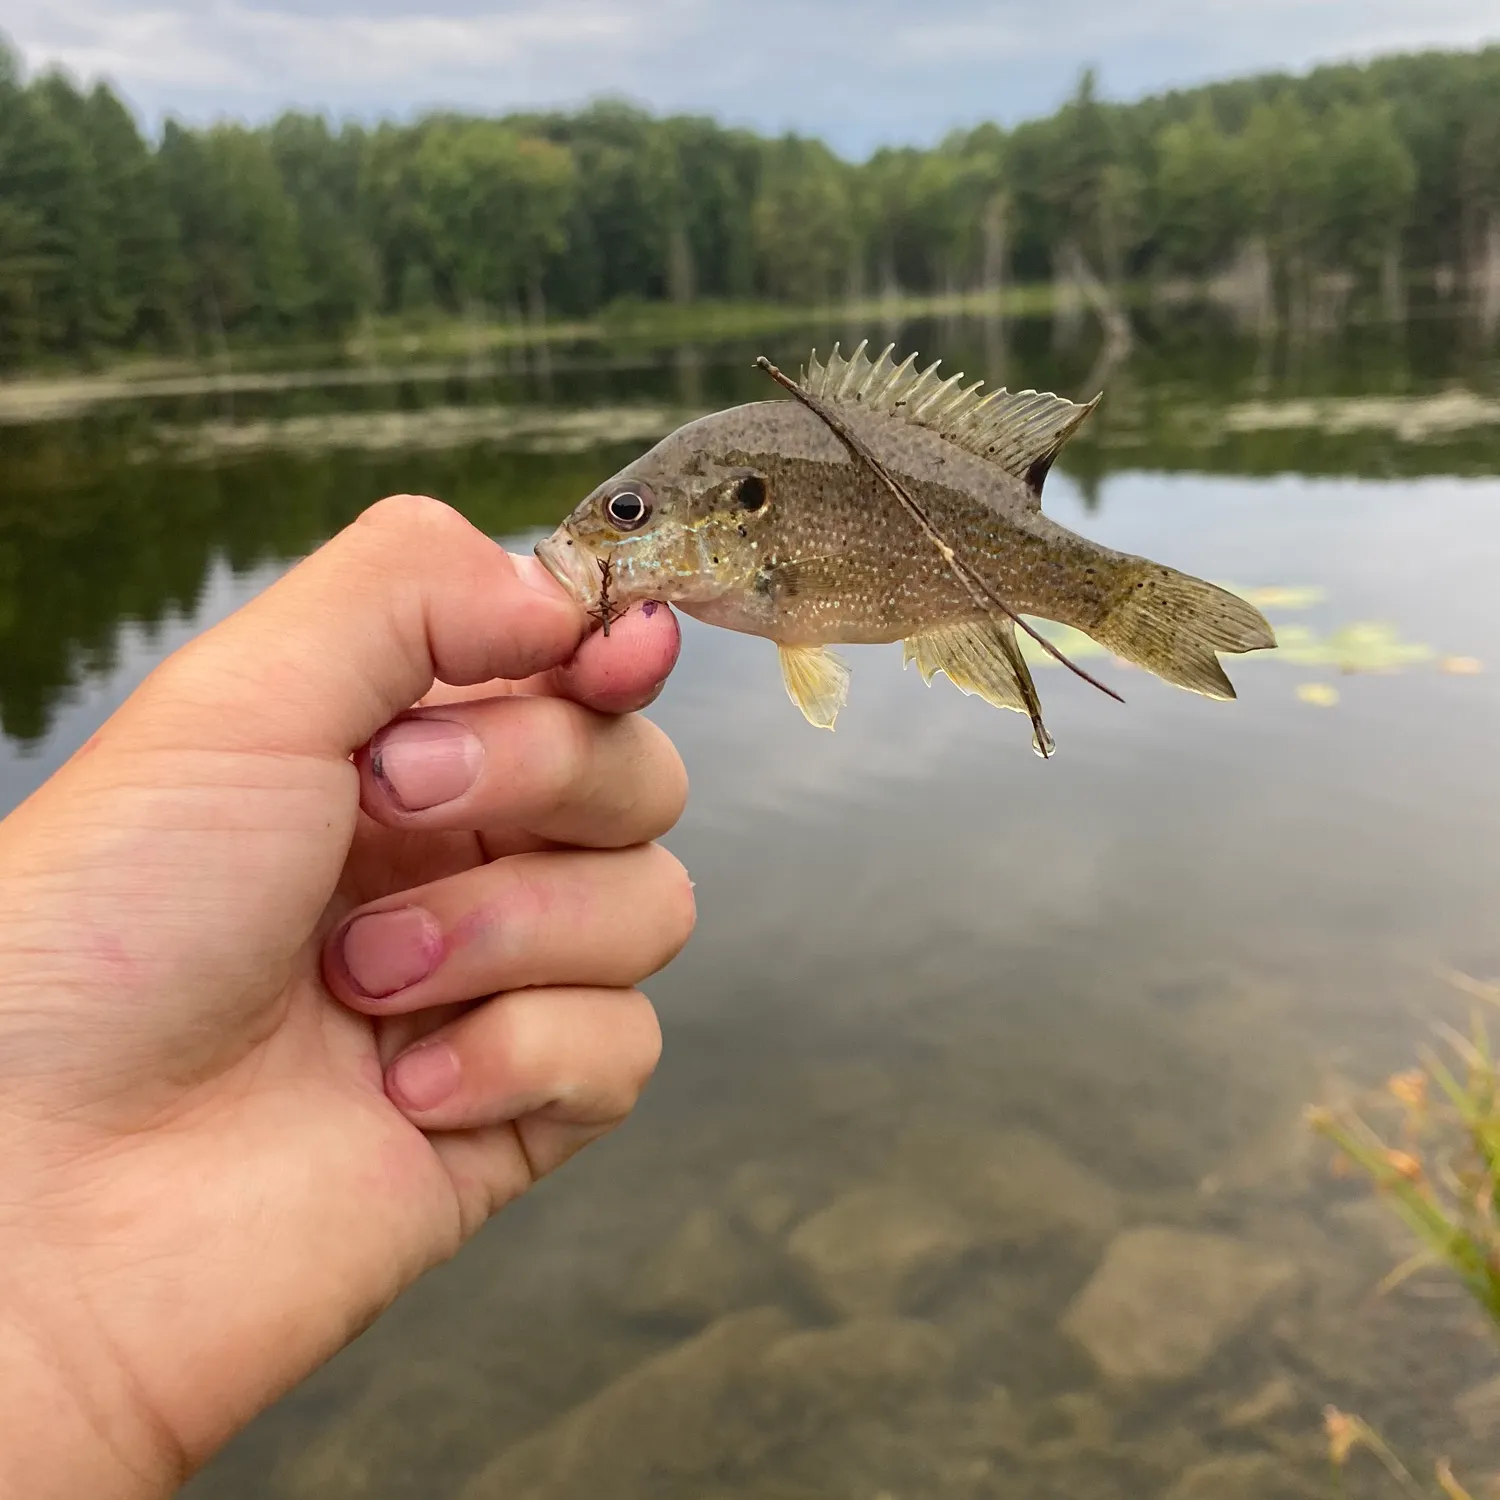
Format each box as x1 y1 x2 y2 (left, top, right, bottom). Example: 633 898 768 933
603 487 652 531
736 474 767 511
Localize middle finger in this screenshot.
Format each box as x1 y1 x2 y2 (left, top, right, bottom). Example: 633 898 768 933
324 843 695 1015
357 693 688 852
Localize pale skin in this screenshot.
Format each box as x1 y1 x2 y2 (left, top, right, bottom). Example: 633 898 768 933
0 495 694 1498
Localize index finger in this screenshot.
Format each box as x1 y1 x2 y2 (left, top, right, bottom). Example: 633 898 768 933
119 497 597 760
499 558 681 716
381 558 682 720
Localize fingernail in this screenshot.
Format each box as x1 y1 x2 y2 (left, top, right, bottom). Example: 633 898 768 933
388 1043 460 1112
371 719 482 812
340 907 443 998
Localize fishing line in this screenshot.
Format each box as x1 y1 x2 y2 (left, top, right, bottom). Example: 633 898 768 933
754 356 1124 754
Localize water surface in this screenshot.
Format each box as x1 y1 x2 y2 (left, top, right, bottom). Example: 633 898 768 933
4 311 1500 1498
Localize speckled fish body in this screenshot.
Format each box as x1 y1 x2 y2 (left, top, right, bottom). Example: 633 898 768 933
536 342 1275 753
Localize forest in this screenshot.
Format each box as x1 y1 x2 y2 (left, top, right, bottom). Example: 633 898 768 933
0 35 1497 368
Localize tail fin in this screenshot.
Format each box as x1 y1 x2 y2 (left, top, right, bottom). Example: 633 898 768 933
1086 560 1276 699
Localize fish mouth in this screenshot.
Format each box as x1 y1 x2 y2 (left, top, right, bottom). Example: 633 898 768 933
534 526 602 610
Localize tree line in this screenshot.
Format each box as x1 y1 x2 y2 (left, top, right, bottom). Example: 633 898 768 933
1 35 1497 367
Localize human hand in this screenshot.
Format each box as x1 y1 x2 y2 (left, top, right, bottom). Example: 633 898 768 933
0 496 693 1498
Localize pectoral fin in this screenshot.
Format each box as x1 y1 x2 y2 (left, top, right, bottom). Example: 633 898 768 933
778 644 850 730
903 619 1056 757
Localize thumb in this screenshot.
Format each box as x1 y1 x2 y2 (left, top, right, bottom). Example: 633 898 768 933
119 496 587 760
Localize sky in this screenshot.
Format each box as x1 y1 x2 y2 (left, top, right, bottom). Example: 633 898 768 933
6 0 1500 157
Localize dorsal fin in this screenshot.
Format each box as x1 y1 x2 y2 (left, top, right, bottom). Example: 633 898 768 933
800 340 1100 498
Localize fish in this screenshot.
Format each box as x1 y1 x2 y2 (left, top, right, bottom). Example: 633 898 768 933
535 341 1276 755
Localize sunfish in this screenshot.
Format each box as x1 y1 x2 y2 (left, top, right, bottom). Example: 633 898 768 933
536 341 1276 755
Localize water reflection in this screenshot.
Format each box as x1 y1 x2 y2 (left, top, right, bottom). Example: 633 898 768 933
3 313 1497 751
3 314 1500 1498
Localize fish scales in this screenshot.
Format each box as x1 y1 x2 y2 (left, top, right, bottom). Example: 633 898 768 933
680 416 1101 642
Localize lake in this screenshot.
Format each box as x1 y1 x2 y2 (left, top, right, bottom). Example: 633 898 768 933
4 305 1500 1499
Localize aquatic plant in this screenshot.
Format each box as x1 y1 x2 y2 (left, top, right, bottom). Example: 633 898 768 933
1310 970 1500 1329
1310 970 1500 1498
1322 1407 1478 1500
1277 622 1435 674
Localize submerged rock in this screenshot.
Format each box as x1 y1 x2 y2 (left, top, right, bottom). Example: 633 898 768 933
787 1183 975 1316
724 1158 826 1239
1027 1390 1117 1459
1164 1452 1304 1500
623 1206 777 1323
1061 1226 1297 1380
1457 1372 1500 1438
458 1307 960 1500
458 1307 795 1500
1221 1375 1299 1430
892 1126 1123 1250
763 1316 955 1400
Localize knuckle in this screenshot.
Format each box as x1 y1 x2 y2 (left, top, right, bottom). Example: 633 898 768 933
524 700 595 813
487 860 552 949
640 721 690 828
357 493 468 546
486 991 549 1092
620 991 664 1094
643 845 697 955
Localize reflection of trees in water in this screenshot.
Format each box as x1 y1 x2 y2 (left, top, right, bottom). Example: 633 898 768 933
0 434 632 744
1 309 1496 743
906 301 1498 416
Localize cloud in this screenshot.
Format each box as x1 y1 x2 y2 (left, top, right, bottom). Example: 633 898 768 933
7 0 1500 153
6 0 664 95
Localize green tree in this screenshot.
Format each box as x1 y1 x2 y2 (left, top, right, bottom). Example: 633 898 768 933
0 42 54 361
83 84 186 348
662 116 762 302
268 113 376 337
397 118 574 319
1320 103 1416 282
157 121 308 346
752 135 857 304
1 29 1499 370
1455 72 1500 283
25 73 116 353
1153 105 1253 273
1239 95 1330 304
1046 69 1140 281
521 101 678 313
944 123 1011 293
859 147 926 295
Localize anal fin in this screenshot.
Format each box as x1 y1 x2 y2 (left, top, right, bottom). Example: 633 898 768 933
904 619 1056 758
779 644 850 731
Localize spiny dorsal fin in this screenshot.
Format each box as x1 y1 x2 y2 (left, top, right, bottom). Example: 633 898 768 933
801 340 1099 498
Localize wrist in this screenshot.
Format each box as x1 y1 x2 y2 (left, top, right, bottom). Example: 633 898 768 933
0 1209 186 1500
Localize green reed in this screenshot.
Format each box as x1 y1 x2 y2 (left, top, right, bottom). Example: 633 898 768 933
1309 970 1500 1499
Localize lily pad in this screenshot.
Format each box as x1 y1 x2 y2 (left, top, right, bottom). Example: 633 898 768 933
1275 622 1433 674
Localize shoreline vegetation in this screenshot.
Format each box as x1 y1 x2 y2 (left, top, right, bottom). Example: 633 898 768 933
1 34 1497 380
0 285 1060 422
3 281 1498 431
